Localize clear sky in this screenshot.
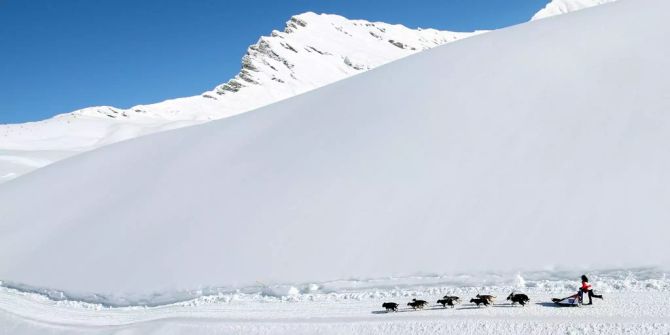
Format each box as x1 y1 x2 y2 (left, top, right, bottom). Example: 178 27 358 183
0 0 549 124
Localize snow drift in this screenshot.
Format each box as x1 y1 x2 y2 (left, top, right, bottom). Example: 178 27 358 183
1 0 668 296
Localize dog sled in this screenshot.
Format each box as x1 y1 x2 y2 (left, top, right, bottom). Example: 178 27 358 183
551 294 581 307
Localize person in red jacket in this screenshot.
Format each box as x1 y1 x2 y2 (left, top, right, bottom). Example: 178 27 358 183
580 275 603 305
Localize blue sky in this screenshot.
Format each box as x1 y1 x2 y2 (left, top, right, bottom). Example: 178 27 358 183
0 0 549 124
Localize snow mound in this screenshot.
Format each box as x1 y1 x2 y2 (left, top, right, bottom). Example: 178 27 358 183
1 0 669 297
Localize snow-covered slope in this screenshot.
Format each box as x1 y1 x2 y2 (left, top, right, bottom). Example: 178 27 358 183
532 0 617 20
0 13 479 183
0 0 618 184
1 0 668 297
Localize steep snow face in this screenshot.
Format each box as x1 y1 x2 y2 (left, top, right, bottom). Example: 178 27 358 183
532 0 617 20
0 13 478 183
0 0 668 295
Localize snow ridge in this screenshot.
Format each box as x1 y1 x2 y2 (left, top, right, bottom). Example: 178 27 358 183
0 13 479 182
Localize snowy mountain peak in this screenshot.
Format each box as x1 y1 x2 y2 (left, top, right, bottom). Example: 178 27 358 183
532 0 617 20
210 12 478 99
70 12 477 123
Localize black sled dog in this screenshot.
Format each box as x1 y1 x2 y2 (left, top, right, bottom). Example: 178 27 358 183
437 296 460 308
382 302 399 312
407 299 429 310
506 292 530 306
470 297 490 307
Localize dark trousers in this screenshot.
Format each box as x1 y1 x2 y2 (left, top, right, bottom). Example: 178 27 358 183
579 289 603 304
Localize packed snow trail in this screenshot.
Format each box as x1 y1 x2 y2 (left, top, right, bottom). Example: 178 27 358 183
3 293 669 334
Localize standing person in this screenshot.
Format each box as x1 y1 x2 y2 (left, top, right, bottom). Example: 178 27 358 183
580 275 603 305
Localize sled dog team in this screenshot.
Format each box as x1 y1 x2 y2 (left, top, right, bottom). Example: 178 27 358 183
382 275 603 312
382 293 528 312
